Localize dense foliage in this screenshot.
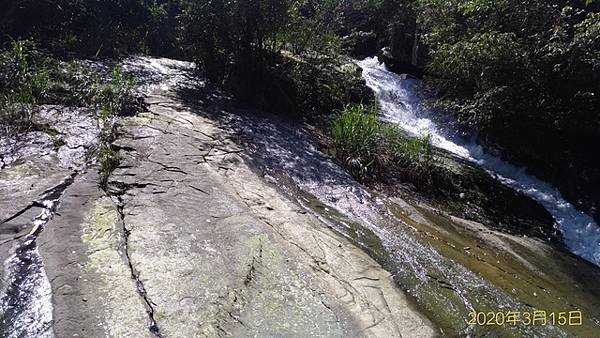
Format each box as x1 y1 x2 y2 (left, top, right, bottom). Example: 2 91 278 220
416 0 600 213
176 0 370 115
1 0 598 214
0 0 179 57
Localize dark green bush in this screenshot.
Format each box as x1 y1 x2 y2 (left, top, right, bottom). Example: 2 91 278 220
330 103 441 184
177 0 372 118
0 0 177 57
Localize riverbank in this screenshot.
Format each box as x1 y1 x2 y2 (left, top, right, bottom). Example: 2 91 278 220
1 57 599 337
0 57 437 337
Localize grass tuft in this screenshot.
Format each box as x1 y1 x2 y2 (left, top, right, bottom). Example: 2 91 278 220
330 103 444 187
331 103 378 179
97 141 120 188
0 40 140 189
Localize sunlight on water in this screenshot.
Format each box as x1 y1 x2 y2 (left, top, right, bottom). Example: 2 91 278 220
358 56 600 266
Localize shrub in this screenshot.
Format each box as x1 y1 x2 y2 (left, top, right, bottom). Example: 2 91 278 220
330 103 441 185
331 104 379 179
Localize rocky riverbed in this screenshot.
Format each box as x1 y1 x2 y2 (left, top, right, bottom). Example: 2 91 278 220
1 57 599 337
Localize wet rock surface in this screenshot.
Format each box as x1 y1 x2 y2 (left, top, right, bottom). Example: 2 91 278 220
0 103 101 337
104 85 435 337
179 79 600 335
1 57 599 337
1 58 437 337
37 170 148 337
0 106 100 170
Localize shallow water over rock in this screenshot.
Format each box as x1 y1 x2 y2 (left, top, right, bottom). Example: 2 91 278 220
199 102 600 336
358 56 600 267
1 57 599 337
0 105 98 337
177 62 600 336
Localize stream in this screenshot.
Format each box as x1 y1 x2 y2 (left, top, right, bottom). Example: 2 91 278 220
358 56 600 267
203 58 600 336
0 173 76 337
1 56 599 337
199 79 587 336
0 101 100 337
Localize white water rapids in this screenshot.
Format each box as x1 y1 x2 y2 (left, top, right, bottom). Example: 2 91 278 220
358 56 600 266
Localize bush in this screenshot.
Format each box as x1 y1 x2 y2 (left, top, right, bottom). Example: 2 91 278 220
331 104 379 178
0 0 169 57
330 103 441 184
177 0 373 119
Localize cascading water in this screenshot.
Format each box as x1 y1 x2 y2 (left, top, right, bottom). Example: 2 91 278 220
358 56 600 267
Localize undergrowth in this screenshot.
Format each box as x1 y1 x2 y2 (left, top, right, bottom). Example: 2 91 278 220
97 137 121 188
330 103 446 189
1 40 138 131
0 39 140 186
331 103 378 179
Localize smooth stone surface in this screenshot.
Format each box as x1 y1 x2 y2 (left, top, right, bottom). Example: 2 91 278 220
108 87 436 337
37 170 148 337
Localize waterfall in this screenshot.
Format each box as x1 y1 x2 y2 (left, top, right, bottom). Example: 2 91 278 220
358 56 600 266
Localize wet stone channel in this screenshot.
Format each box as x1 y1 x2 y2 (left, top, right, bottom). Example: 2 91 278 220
0 104 99 337
1 57 599 337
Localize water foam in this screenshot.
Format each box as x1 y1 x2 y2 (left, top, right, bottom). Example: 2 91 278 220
358 56 600 266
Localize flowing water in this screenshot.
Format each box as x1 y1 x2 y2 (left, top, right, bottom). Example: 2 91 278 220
0 173 76 337
2 56 597 336
358 56 600 267
217 96 566 336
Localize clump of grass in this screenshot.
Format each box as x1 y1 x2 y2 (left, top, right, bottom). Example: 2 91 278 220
1 39 140 136
97 142 120 188
378 124 437 183
93 67 137 120
0 40 52 134
330 103 445 187
331 103 378 179
0 97 35 136
56 62 138 120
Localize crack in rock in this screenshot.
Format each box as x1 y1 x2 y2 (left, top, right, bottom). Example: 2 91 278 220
109 193 164 337
243 238 263 287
